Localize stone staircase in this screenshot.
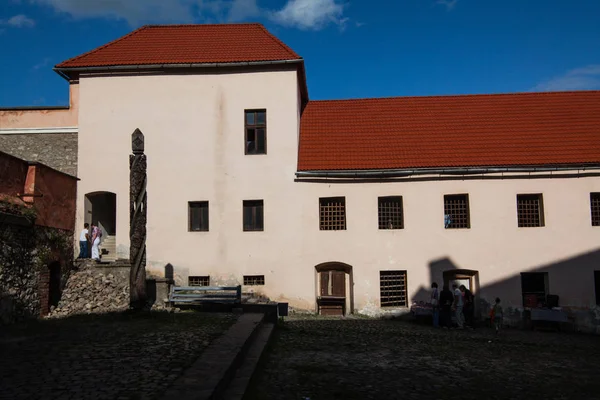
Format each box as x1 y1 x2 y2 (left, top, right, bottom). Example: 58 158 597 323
100 235 117 262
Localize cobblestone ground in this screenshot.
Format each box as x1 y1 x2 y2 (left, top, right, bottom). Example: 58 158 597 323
248 317 600 400
0 311 237 400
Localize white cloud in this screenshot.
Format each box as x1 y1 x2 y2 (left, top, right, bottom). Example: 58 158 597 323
0 14 36 28
32 57 51 70
532 65 600 92
436 0 458 11
33 0 349 30
270 0 347 30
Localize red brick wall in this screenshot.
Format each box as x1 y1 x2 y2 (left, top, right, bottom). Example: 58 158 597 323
30 164 77 231
0 151 28 196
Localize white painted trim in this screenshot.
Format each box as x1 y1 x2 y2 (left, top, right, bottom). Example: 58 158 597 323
0 127 78 135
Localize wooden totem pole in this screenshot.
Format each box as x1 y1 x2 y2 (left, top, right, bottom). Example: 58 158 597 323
129 128 148 309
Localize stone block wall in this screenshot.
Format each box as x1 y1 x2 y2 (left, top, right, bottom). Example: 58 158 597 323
0 133 78 176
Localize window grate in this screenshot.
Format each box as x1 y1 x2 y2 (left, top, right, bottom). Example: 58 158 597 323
319 197 346 230
444 194 470 229
243 200 264 231
380 270 407 307
378 196 404 229
517 194 544 227
591 193 600 226
189 276 210 286
244 110 266 155
243 275 265 286
189 201 209 232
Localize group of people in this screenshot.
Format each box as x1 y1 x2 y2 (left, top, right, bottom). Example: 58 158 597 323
78 222 103 261
430 282 503 333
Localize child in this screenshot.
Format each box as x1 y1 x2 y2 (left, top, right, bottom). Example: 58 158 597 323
492 298 503 334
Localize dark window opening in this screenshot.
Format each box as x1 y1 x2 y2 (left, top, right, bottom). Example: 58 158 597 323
378 196 404 229
517 194 544 227
245 110 266 154
444 194 470 229
521 272 548 307
591 193 600 226
380 270 407 307
189 276 210 286
319 197 346 230
189 201 209 232
243 275 265 286
595 271 600 306
243 200 264 231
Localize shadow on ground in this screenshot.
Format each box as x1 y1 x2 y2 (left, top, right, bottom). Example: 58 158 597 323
246 317 600 400
0 310 237 400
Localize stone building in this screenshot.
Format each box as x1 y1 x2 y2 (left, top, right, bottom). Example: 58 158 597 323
1 23 600 330
0 150 77 323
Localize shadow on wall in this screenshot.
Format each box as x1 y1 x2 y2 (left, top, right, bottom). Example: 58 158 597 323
411 248 600 333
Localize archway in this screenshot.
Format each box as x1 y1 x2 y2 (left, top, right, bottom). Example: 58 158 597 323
315 262 354 316
84 191 116 261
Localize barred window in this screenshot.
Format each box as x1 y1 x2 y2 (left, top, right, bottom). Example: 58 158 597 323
591 193 600 226
243 200 264 231
380 270 407 307
189 201 209 231
378 196 404 229
517 194 544 227
243 275 265 286
444 194 470 229
319 197 346 230
189 276 210 286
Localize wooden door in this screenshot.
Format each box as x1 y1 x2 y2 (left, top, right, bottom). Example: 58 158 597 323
318 270 346 315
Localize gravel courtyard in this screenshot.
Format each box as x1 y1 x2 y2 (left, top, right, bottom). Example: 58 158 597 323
0 311 237 400
247 316 600 400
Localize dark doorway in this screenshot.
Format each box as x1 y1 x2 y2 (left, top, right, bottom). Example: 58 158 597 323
48 262 61 308
595 271 600 306
521 272 548 307
84 192 116 236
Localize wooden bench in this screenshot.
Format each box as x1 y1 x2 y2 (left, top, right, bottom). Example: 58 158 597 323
169 285 242 306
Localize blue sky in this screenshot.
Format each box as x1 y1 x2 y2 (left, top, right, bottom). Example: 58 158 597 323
1 0 600 106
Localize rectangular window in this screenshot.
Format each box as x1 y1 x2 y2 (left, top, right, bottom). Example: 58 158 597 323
591 193 600 226
243 200 264 231
319 197 346 230
189 276 210 287
521 272 548 307
380 270 407 307
378 196 404 229
444 194 470 229
517 194 544 227
188 201 209 231
243 275 265 286
245 109 266 155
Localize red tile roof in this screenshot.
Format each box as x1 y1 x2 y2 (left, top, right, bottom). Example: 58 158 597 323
56 23 301 68
298 91 600 171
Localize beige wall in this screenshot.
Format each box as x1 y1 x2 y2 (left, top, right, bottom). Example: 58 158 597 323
0 84 78 129
76 70 600 314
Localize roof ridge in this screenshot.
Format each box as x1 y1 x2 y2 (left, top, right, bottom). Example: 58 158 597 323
142 22 264 28
308 90 600 103
256 24 301 60
55 26 150 69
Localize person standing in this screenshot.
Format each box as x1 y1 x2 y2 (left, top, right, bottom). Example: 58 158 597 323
439 284 454 329
78 223 90 259
460 285 475 328
492 298 503 334
452 283 464 329
431 282 440 328
91 224 102 261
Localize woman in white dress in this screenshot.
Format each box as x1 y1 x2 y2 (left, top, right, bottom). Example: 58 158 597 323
91 224 102 261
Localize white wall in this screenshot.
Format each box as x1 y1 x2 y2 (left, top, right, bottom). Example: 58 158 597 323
77 69 600 314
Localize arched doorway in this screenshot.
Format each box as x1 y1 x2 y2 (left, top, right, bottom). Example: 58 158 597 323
84 192 117 261
315 262 354 316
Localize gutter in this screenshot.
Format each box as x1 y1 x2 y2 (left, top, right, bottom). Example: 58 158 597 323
295 165 600 179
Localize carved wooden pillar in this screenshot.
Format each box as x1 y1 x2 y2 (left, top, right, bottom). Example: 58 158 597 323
129 128 147 309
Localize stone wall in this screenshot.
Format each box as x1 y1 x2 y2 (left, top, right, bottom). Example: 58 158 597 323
0 133 78 176
0 211 74 324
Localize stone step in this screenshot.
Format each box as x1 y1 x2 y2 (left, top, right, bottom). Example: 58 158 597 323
221 322 275 400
